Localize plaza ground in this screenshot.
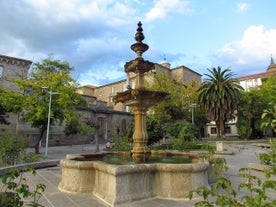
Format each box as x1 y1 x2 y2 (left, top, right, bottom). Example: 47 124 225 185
3 141 276 207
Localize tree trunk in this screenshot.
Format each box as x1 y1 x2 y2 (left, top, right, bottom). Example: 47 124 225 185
220 118 225 138
35 129 45 154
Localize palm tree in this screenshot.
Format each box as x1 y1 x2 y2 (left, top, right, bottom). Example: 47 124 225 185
198 67 243 138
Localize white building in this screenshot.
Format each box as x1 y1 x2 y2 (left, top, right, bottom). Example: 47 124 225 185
238 57 276 91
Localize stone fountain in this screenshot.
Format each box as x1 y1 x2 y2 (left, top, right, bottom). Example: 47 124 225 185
58 22 209 206
112 21 169 163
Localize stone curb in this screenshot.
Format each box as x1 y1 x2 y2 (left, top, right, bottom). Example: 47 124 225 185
215 150 234 155
248 163 273 172
0 160 60 176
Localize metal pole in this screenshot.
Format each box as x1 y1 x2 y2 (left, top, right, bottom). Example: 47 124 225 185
190 103 196 124
192 106 194 124
45 90 52 157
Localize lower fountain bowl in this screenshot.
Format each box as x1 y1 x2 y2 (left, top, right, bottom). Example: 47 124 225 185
58 151 209 206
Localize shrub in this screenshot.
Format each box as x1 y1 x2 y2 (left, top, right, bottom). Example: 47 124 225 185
259 138 276 167
164 121 199 151
21 152 46 164
0 134 27 167
146 116 163 145
165 121 199 141
111 131 132 152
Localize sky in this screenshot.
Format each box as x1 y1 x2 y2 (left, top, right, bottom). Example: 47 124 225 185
0 0 276 86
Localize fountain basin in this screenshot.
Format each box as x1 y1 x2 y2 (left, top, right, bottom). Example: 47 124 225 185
58 152 209 206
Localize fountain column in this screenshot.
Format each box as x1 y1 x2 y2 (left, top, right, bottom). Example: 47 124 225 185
132 106 149 162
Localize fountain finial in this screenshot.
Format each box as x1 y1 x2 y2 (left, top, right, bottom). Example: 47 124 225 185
131 21 149 57
135 21 144 43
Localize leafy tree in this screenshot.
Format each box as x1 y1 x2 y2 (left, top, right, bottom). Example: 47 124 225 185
146 72 202 123
15 56 86 154
261 105 276 135
0 87 11 125
261 75 276 136
261 75 276 104
237 89 268 139
0 86 24 126
198 67 243 138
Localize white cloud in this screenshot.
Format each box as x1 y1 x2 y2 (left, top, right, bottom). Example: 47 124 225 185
0 0 138 85
79 67 125 86
237 2 249 12
218 25 276 62
215 25 276 75
145 0 193 22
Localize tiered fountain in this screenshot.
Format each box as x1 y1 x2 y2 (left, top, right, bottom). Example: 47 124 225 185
112 21 169 162
58 22 209 206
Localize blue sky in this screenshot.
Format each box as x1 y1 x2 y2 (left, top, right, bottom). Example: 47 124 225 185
0 0 275 86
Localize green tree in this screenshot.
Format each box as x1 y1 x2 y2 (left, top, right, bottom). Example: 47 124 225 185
262 105 276 135
146 72 201 123
261 75 276 136
198 67 243 138
261 75 276 104
0 86 24 126
15 56 86 153
0 87 11 125
237 89 268 139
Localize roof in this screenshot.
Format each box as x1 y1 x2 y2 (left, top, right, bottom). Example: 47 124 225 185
171 65 202 76
237 70 276 81
81 85 97 89
0 54 32 66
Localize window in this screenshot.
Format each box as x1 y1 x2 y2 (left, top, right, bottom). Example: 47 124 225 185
111 87 114 93
99 90 102 96
211 127 217 134
123 105 130 112
0 66 3 78
123 84 127 91
225 127 231 134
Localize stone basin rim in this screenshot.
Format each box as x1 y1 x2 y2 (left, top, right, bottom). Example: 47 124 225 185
60 151 209 176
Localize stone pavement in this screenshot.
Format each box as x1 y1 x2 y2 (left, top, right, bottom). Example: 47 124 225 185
20 142 275 206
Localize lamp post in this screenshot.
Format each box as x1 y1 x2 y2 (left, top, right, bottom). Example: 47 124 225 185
42 87 58 157
190 103 196 124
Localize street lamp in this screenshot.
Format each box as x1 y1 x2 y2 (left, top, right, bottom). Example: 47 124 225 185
190 103 196 124
42 87 59 157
